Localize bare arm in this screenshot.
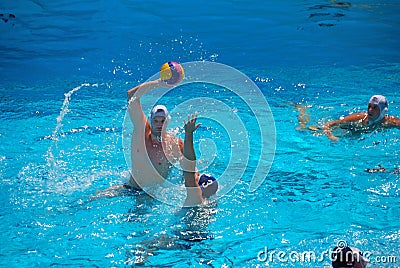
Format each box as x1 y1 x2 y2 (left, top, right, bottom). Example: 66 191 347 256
323 113 366 141
127 79 165 101
183 115 201 187
182 115 202 206
322 119 342 141
127 79 166 126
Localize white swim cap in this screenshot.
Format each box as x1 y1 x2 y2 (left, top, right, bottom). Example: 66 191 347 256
150 105 171 120
368 95 388 124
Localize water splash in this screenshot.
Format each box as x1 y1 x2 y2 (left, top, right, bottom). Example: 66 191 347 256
45 83 89 174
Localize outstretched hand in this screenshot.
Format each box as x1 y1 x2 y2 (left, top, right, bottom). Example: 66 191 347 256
184 114 201 134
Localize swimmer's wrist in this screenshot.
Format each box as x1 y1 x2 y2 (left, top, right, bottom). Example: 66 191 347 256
185 130 195 136
324 131 338 141
158 78 174 88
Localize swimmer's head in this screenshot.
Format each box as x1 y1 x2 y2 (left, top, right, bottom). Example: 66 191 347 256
150 105 171 134
198 174 218 199
368 95 388 125
331 246 355 268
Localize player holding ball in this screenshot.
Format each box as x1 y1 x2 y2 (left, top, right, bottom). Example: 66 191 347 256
123 61 185 190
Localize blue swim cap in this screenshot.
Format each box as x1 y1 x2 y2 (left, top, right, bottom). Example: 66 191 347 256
198 174 218 198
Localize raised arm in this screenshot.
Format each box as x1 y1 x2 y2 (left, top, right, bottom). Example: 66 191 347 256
182 115 202 206
127 79 166 126
183 115 201 186
127 79 165 101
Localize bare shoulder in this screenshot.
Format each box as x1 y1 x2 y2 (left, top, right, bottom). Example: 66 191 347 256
135 120 151 139
384 115 400 126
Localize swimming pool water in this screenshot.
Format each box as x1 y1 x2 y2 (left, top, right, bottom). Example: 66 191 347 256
1 0 400 267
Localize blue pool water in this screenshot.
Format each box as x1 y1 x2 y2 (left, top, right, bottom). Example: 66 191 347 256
1 0 400 267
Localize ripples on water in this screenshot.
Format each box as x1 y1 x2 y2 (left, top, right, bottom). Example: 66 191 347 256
1 68 399 267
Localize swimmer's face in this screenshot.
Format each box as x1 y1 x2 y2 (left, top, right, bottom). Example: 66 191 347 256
367 103 380 121
151 116 166 136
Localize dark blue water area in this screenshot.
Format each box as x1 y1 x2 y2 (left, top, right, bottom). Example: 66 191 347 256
1 0 400 84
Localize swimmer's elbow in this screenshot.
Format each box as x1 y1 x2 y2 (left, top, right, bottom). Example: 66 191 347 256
127 87 134 100
127 84 143 101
